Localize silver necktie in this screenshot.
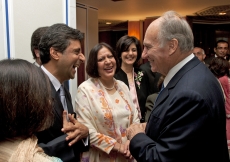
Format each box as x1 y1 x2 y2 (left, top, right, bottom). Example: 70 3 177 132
59 85 68 112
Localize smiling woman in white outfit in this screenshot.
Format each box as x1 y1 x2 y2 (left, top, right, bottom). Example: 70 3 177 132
75 42 140 162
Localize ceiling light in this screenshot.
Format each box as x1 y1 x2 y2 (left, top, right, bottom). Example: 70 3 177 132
218 12 226 15
106 22 111 25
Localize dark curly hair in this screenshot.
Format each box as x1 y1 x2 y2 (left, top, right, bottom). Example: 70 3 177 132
209 57 230 78
86 42 120 78
0 59 54 140
116 35 142 68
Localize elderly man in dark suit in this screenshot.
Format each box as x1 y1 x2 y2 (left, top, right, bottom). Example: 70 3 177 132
36 23 89 162
126 11 229 162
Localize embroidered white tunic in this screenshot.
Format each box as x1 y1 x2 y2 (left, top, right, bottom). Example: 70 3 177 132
75 78 140 162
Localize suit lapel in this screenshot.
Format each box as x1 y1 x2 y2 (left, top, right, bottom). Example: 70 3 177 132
63 86 74 114
50 82 63 122
50 82 74 123
154 57 200 108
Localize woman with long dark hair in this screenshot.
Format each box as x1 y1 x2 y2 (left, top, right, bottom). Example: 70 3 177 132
0 59 61 162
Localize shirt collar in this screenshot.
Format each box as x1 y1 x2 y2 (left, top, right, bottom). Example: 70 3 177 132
41 65 61 92
34 61 40 67
215 54 226 59
164 54 194 87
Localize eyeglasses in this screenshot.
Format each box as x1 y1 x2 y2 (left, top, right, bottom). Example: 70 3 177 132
217 47 228 50
193 52 203 55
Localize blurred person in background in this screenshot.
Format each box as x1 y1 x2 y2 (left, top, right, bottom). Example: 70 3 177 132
209 57 230 153
205 40 229 66
193 47 206 63
31 26 49 67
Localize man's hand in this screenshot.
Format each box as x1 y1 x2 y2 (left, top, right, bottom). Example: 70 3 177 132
61 111 89 146
122 140 133 160
126 123 146 140
36 146 44 152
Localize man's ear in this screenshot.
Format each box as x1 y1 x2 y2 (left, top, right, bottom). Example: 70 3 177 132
34 49 40 58
50 47 59 60
214 47 217 53
203 54 206 60
168 38 178 55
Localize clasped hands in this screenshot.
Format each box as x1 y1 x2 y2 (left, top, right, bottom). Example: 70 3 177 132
114 140 132 159
113 122 146 159
61 111 89 146
126 122 146 141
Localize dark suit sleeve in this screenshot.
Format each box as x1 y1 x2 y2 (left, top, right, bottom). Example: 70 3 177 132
130 133 157 161
130 91 210 162
38 134 90 162
145 93 158 121
38 134 75 162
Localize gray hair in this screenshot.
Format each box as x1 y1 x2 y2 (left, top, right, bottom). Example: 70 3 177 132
194 47 205 54
201 48 205 54
158 11 194 53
